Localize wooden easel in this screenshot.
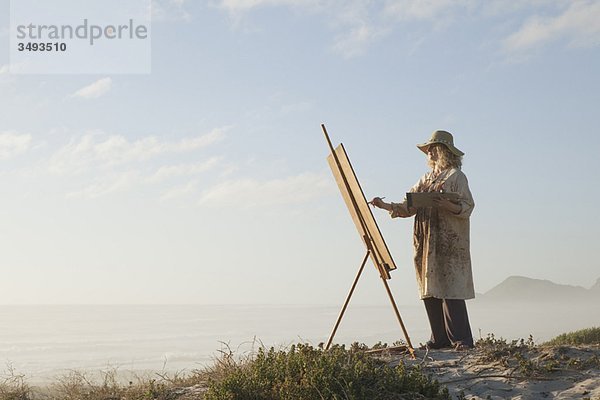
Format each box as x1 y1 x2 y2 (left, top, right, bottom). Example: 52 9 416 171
322 124 414 356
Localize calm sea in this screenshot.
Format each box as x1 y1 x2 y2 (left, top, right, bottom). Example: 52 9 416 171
0 302 596 384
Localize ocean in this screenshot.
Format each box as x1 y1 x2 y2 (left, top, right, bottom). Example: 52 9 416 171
0 302 596 384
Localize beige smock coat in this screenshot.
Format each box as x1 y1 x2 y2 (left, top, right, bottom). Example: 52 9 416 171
390 168 475 300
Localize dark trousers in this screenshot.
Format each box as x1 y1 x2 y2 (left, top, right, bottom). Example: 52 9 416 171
423 297 474 348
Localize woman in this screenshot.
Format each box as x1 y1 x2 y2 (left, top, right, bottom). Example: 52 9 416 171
371 130 475 350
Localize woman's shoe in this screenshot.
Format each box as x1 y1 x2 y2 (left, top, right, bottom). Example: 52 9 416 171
453 342 474 351
419 340 452 350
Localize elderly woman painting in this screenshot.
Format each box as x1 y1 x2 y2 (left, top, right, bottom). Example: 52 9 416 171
371 130 475 350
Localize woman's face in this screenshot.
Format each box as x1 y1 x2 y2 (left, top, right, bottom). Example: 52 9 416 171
427 144 440 163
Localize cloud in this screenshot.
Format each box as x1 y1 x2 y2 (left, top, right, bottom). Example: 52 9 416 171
198 172 332 208
49 128 226 174
327 1 385 58
0 61 31 76
72 78 112 99
383 0 472 21
152 0 192 22
40 127 226 199
0 64 17 86
333 22 386 58
219 0 319 13
217 0 599 58
65 171 140 199
159 180 199 202
148 157 222 183
504 0 600 52
331 0 473 57
216 0 473 57
220 0 477 20
63 156 224 200
217 0 378 56
0 131 33 160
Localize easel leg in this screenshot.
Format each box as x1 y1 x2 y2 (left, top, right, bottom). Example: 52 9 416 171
325 251 370 350
381 277 415 356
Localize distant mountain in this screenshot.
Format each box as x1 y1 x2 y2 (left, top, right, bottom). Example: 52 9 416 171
477 276 599 303
591 278 600 294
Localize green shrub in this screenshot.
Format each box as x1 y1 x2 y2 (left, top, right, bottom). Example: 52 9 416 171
545 327 600 346
204 343 449 400
473 334 542 376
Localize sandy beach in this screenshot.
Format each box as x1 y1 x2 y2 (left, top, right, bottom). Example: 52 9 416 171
385 344 600 399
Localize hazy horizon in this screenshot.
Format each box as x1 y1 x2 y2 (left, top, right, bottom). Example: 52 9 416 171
1 273 599 305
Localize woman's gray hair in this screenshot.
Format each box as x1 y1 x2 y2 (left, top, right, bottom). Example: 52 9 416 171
428 144 462 170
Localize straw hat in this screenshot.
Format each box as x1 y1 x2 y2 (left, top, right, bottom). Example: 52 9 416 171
417 130 464 157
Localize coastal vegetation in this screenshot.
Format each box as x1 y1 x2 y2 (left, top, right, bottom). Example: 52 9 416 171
1 328 599 400
545 327 600 346
203 343 448 400
1 343 449 400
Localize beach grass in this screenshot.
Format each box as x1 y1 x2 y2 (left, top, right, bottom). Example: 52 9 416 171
1 342 448 400
0 363 31 400
545 327 600 346
2 329 600 399
203 342 449 400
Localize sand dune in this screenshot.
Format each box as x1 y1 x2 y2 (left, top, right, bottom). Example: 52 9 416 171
383 344 600 399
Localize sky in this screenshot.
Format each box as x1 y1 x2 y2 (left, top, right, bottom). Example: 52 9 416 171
0 0 599 305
